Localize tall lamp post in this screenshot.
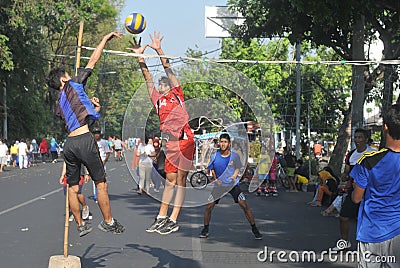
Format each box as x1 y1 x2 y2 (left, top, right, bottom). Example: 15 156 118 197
3 81 7 141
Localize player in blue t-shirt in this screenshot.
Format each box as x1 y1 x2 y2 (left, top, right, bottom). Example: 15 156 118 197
352 104 400 266
199 133 262 240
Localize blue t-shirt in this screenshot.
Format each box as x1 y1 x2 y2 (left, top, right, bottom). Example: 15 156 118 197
207 151 242 186
351 148 400 243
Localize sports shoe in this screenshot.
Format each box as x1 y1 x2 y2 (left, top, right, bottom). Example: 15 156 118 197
199 227 209 238
156 219 179 235
332 239 351 251
69 212 74 222
82 206 90 220
77 222 92 237
265 191 270 197
98 219 125 234
272 192 278 197
252 226 263 240
146 217 169 233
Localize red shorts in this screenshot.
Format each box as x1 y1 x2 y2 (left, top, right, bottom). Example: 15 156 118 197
63 175 84 195
164 138 195 173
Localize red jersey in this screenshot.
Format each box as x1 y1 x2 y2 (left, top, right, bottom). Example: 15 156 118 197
150 85 193 139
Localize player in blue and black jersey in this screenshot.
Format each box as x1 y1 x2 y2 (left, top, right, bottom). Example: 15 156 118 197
46 32 124 237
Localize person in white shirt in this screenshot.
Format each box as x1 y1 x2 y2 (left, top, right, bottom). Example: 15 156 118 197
137 137 156 194
17 139 28 169
0 139 9 172
92 127 110 203
113 137 123 161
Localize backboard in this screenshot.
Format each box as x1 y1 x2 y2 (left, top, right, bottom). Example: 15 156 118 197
205 6 244 38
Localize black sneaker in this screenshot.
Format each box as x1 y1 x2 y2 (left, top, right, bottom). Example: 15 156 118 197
77 223 92 237
98 219 125 234
252 227 263 240
199 227 209 238
146 217 169 233
156 219 179 235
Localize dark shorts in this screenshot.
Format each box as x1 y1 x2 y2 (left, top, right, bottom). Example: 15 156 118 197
340 193 360 218
63 132 106 186
63 175 84 195
209 185 246 204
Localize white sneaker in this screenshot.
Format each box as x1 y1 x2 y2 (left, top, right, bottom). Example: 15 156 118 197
332 239 351 251
82 206 90 220
69 212 74 222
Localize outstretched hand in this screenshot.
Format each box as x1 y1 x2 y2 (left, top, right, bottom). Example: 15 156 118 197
105 32 123 41
127 37 148 54
149 31 164 50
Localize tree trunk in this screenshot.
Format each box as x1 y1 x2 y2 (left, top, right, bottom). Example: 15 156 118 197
350 16 365 149
328 106 352 176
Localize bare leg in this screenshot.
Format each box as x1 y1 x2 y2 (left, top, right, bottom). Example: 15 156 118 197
238 200 256 225
77 193 87 209
204 201 216 226
68 185 83 226
169 169 188 221
158 172 177 217
95 181 112 223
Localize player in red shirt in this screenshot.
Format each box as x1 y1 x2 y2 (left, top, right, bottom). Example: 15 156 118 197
130 32 195 235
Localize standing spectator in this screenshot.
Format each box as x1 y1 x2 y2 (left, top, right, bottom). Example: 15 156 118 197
332 128 376 251
30 139 39 163
313 141 323 159
256 146 271 195
39 138 49 163
17 139 28 169
267 153 279 196
352 104 400 266
92 127 110 203
50 137 59 163
113 136 123 161
152 137 163 192
0 139 9 172
10 140 18 167
137 137 156 194
283 147 297 192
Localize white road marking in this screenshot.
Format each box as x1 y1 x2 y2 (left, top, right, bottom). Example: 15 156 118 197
191 223 203 263
0 187 63 216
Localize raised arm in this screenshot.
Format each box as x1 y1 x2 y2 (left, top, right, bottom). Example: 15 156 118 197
149 32 179 88
85 32 122 70
128 38 154 96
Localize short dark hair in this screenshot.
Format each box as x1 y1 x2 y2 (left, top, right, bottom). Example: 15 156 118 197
158 76 171 88
46 67 66 90
354 128 369 140
383 104 400 140
296 159 303 165
219 133 231 142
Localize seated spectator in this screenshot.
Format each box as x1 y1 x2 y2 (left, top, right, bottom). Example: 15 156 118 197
309 166 339 207
294 159 309 191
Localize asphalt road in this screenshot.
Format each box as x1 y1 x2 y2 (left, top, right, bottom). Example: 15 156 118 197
0 157 358 268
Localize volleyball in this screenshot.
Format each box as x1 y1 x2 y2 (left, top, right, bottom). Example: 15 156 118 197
125 13 146 34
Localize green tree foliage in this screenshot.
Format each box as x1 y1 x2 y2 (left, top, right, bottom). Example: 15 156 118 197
228 0 399 173
0 0 121 142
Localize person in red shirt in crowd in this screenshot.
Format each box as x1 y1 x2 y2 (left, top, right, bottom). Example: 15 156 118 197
130 32 195 235
39 138 49 162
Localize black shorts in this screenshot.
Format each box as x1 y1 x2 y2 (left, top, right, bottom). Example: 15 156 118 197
63 132 106 186
339 193 360 218
209 185 246 204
